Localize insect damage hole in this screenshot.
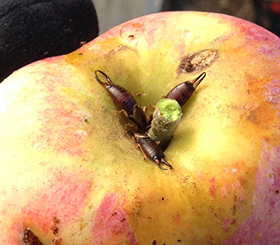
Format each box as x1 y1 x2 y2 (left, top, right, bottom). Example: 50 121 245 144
22 228 43 245
179 49 218 73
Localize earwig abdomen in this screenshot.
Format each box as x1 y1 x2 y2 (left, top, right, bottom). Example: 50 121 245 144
166 82 194 107
95 70 147 131
106 84 137 116
165 72 206 107
135 134 172 170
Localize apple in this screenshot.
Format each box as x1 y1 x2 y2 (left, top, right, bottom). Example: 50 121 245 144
0 11 280 245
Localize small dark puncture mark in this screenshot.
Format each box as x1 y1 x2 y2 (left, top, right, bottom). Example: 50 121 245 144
22 228 43 245
50 216 60 235
50 216 62 245
152 240 157 245
178 49 218 74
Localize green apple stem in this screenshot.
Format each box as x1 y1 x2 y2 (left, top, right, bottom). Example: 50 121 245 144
147 98 182 149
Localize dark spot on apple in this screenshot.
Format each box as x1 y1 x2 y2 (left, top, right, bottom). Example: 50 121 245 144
178 49 218 74
162 197 165 201
276 190 279 194
22 228 43 245
112 212 117 216
78 52 83 56
52 237 62 244
121 218 126 222
52 227 59 235
152 240 157 245
84 118 88 122
246 109 258 124
231 219 236 225
177 239 182 242
128 34 135 40
50 216 60 235
232 204 237 216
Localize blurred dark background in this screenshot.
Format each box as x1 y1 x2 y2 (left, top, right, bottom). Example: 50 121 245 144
93 0 280 37
0 0 279 82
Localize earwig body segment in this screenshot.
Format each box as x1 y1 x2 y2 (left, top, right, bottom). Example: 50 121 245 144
166 72 206 107
95 70 147 131
95 70 136 115
132 132 172 170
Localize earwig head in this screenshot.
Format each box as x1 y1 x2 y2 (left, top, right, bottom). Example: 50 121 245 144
190 72 206 89
94 70 113 88
155 158 173 170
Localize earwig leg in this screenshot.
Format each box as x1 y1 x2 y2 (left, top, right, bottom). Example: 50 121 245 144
141 106 147 113
113 109 129 117
125 122 138 132
126 132 148 160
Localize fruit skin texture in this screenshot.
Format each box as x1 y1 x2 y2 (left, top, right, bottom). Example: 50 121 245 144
0 11 280 245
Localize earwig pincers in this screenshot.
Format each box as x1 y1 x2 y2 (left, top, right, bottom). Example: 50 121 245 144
95 70 147 132
130 132 172 170
166 72 206 107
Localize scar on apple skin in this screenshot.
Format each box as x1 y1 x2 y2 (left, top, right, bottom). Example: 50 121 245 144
178 49 218 74
22 228 43 245
50 216 60 235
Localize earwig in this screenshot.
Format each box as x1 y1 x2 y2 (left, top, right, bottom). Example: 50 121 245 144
131 132 172 170
95 70 147 131
166 72 206 107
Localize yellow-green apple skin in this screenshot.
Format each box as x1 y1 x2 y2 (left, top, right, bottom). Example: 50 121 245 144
0 11 280 245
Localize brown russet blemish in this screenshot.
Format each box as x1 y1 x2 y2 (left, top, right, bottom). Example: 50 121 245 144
50 216 61 235
22 228 43 245
179 49 218 73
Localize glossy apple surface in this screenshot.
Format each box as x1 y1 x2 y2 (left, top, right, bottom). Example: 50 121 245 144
0 11 280 245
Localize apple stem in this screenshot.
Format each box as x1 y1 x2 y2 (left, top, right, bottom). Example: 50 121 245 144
147 98 182 150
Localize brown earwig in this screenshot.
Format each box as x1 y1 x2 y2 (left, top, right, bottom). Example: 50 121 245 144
95 70 147 132
166 72 206 107
130 132 172 170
